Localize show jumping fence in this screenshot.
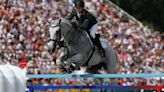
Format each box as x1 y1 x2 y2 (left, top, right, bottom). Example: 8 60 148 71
27 74 164 92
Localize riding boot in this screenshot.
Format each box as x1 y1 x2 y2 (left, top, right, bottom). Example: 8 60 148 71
94 34 105 57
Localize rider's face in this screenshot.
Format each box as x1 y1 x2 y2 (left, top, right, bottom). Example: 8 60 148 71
75 6 83 14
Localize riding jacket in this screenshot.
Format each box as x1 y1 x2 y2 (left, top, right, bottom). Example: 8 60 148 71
67 9 97 31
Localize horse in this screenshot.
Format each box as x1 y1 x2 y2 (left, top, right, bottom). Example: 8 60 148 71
48 18 119 74
0 61 26 92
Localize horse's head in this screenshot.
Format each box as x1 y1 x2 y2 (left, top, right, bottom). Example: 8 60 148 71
48 19 61 52
48 18 74 51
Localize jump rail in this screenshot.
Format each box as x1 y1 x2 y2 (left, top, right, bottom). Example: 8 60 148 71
27 74 164 92
27 73 164 78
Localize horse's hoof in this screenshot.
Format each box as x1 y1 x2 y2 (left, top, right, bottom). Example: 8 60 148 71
70 64 80 71
75 65 80 70
61 65 72 73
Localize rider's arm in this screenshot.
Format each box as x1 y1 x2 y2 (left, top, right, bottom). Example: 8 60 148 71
67 9 76 21
77 19 89 30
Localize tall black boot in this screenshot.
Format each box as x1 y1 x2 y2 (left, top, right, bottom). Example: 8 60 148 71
86 32 105 57
95 34 105 57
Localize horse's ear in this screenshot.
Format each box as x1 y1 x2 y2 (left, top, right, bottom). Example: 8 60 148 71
59 19 61 24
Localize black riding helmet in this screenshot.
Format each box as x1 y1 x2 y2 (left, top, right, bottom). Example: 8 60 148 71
75 0 85 8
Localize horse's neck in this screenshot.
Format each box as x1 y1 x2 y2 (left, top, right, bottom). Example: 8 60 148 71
73 28 82 37
68 28 81 42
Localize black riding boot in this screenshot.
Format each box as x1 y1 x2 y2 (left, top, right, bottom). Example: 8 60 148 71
94 34 105 57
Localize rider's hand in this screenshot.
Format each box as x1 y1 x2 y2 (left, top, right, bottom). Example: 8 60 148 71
71 21 77 29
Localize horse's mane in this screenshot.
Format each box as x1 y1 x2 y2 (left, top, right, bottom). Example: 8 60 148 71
61 18 69 22
60 18 84 36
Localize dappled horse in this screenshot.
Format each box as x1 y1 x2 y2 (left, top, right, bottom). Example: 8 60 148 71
48 18 118 74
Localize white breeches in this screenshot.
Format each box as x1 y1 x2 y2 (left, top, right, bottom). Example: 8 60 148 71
89 23 98 39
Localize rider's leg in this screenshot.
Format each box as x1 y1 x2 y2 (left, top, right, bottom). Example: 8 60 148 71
95 34 105 57
89 23 98 39
89 23 105 57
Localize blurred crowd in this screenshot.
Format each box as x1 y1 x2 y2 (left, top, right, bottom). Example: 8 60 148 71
0 0 163 87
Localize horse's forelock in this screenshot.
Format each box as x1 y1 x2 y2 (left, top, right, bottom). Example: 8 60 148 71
50 19 59 27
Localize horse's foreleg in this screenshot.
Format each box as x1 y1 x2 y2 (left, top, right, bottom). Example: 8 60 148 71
59 54 83 73
67 54 84 65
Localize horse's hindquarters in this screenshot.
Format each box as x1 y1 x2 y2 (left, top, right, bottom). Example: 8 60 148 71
102 41 118 74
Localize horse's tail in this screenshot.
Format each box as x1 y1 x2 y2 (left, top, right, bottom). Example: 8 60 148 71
103 42 118 74
115 51 119 64
114 51 119 74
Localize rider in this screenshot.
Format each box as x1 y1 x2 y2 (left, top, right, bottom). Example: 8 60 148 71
67 0 105 57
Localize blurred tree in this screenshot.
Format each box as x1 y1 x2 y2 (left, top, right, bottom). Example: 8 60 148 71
111 0 164 32
110 0 120 5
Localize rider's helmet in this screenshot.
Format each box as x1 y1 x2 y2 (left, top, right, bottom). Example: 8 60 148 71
74 0 85 14
75 0 85 8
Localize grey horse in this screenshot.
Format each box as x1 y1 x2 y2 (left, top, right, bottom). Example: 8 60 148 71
48 18 119 74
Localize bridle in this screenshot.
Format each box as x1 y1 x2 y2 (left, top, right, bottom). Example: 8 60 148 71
49 19 75 46
49 19 76 60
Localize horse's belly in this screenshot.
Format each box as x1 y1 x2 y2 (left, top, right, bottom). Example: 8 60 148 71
88 47 102 66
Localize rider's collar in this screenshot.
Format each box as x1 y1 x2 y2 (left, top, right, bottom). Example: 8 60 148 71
80 9 86 15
